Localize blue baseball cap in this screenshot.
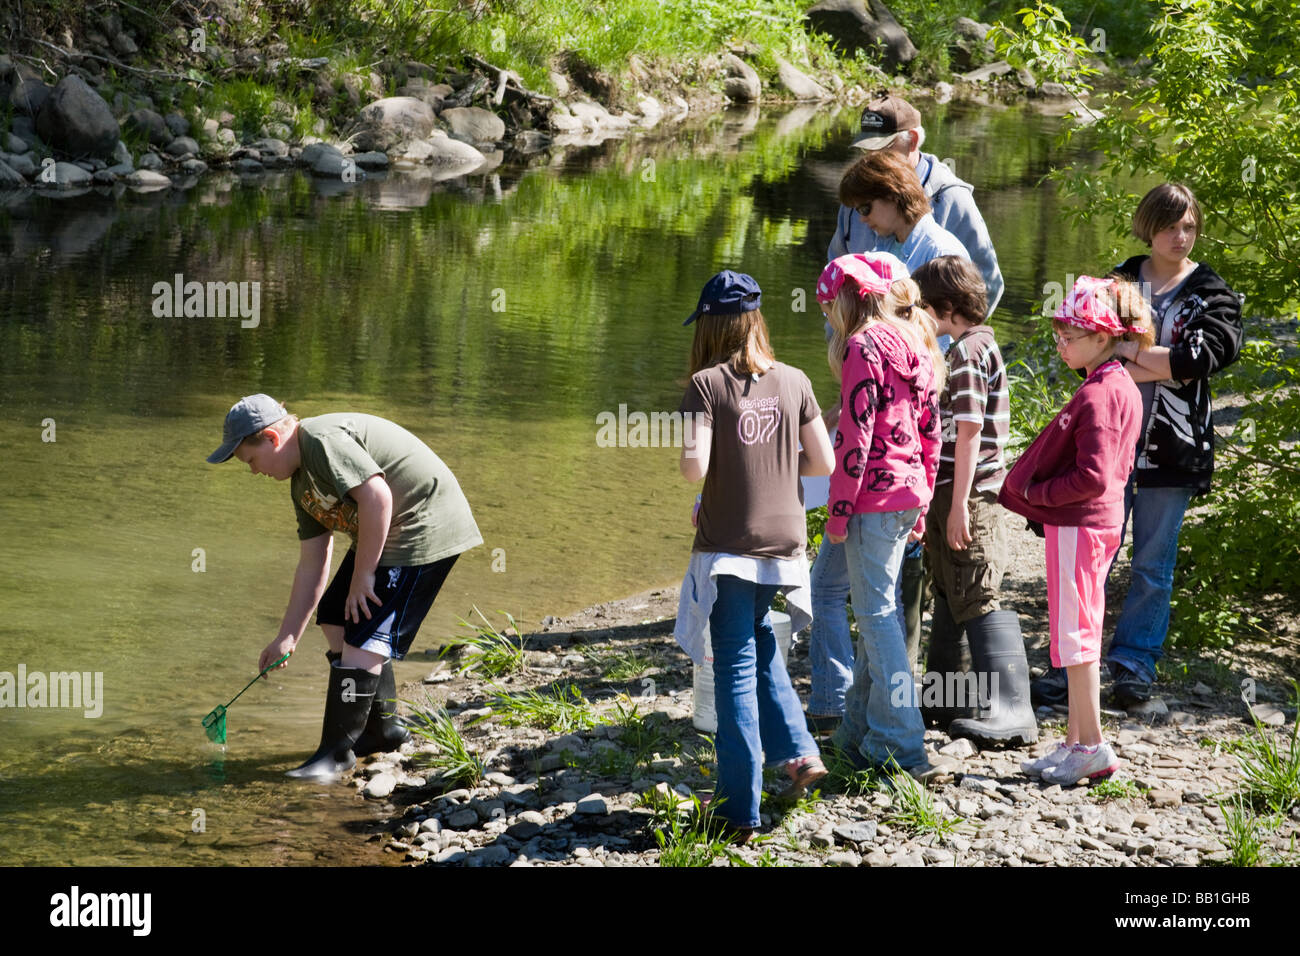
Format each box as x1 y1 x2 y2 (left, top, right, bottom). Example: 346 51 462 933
684 270 762 325
207 393 288 463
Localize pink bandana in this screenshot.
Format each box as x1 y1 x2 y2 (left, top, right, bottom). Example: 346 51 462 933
816 252 909 304
1055 275 1142 336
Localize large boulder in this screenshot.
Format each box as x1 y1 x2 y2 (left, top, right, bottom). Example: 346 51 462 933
346 96 436 152
124 108 172 147
10 77 51 116
806 0 917 72
441 106 506 144
35 75 121 159
722 54 761 103
775 57 831 101
950 17 995 71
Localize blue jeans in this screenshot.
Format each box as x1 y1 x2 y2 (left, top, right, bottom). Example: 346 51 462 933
808 539 911 717
1105 483 1195 683
710 575 818 828
832 510 927 770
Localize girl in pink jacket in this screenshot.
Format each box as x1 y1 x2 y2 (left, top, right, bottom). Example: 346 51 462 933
819 252 947 780
1001 276 1154 785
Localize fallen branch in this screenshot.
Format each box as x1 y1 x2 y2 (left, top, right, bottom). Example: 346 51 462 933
464 53 555 107
27 37 210 86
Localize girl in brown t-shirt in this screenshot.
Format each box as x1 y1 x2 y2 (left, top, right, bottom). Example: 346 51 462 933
674 270 834 841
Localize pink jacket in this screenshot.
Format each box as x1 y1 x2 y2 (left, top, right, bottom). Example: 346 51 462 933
999 359 1141 529
827 323 940 538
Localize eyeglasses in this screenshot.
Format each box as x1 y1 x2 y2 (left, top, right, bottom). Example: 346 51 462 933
1052 329 1090 347
854 202 872 218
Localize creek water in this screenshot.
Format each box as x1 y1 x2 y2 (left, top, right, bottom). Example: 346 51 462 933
0 99 1117 865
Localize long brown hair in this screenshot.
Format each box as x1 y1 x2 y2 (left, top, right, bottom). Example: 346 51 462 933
689 310 776 376
825 278 945 389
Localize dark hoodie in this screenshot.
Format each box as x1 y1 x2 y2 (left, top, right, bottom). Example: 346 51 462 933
1113 256 1243 494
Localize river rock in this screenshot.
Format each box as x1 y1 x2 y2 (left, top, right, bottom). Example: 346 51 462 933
35 161 92 188
441 106 505 144
721 54 761 103
0 159 27 187
636 95 664 126
468 844 511 866
833 821 878 845
959 61 1014 84
5 153 36 178
124 169 170 190
4 132 29 153
165 136 200 158
939 738 977 759
775 57 830 101
364 772 397 799
164 112 189 137
125 108 172 147
1248 703 1287 726
507 820 543 841
950 17 995 71
10 78 51 116
233 157 265 174
805 0 917 71
422 131 486 169
446 808 479 829
828 850 862 867
312 149 365 180
35 75 120 160
1128 698 1169 720
351 151 389 169
348 96 437 152
434 846 467 864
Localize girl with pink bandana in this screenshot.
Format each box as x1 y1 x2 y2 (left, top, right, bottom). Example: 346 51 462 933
999 276 1155 784
819 252 949 780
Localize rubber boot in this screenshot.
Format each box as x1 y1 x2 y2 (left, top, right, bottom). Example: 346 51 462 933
354 659 410 757
325 651 409 758
919 591 973 729
286 662 378 782
901 553 926 677
947 610 1039 749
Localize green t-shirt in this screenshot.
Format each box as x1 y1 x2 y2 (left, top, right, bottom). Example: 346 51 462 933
290 413 482 566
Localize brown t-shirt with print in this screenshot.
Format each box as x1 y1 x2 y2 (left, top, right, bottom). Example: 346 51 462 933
680 361 821 559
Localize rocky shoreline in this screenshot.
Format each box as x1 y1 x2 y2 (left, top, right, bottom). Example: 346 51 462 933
0 6 1101 198
340 519 1298 868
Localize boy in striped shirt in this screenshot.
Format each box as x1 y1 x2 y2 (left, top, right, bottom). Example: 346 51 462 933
911 257 1037 749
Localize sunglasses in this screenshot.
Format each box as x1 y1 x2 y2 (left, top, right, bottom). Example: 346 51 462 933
854 202 873 218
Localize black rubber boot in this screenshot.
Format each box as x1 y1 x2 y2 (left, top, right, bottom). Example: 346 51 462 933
947 610 1039 749
286 663 378 782
901 554 927 677
354 659 410 757
325 651 410 757
919 591 973 729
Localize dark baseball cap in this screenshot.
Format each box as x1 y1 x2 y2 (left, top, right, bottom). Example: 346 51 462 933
852 92 922 150
684 270 762 325
206 393 288 463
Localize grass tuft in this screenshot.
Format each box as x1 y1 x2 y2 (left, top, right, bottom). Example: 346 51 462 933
403 697 486 789
479 682 598 734
440 606 526 679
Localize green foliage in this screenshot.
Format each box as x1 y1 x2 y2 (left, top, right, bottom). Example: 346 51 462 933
1218 793 1268 867
884 762 962 838
988 2 1100 98
821 745 880 797
403 698 486 789
1170 340 1300 649
479 682 598 733
1089 777 1149 801
440 607 526 678
652 795 734 867
594 650 658 682
1005 328 1076 456
1235 682 1300 815
995 0 1300 653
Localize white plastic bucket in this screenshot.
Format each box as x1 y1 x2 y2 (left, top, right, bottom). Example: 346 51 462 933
692 610 793 733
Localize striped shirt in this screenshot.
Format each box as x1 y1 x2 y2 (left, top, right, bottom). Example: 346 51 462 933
937 326 1009 493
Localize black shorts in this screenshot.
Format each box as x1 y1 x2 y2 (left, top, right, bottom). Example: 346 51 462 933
315 549 458 660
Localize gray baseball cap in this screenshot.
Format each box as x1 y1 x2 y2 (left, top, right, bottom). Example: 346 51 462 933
207 393 287 463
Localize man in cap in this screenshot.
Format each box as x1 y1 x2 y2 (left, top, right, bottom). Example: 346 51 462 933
828 92 1004 316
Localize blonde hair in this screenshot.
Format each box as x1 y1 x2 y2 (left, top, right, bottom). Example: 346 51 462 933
826 278 946 389
689 310 776 377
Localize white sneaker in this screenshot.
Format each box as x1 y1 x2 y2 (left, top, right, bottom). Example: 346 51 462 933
1020 742 1072 776
1041 742 1120 786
